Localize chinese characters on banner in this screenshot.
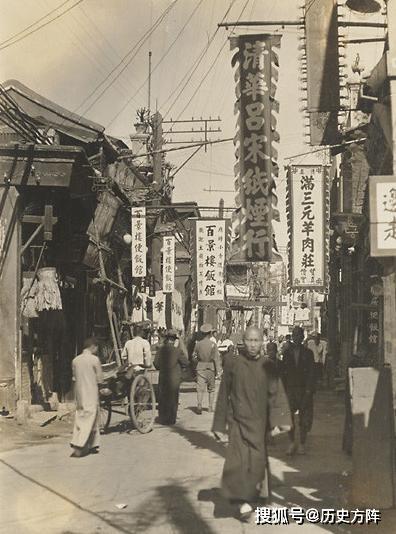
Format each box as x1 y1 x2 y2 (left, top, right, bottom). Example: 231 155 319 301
231 34 281 262
162 236 175 293
287 165 329 291
131 207 146 277
369 176 396 256
367 298 380 350
193 220 226 302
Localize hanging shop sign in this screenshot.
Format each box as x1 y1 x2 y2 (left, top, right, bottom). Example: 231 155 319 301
280 294 294 326
131 207 146 277
287 165 330 291
303 0 340 145
162 236 175 293
369 175 396 256
191 219 228 303
231 33 281 262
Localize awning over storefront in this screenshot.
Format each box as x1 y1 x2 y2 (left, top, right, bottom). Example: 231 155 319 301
0 144 94 196
2 79 104 143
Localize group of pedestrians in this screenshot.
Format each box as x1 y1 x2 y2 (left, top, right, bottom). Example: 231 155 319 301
69 322 321 524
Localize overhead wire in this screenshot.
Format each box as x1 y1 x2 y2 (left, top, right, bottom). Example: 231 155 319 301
161 0 238 117
0 0 84 52
79 3 142 97
106 0 205 129
168 0 251 127
0 0 72 48
75 0 178 118
39 0 131 101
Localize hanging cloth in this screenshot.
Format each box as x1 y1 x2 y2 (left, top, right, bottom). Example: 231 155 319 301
21 272 38 318
35 267 62 311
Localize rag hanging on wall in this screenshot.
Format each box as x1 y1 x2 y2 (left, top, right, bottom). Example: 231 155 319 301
35 267 63 311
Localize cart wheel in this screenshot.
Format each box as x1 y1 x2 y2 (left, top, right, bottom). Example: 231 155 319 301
129 374 156 434
99 401 112 433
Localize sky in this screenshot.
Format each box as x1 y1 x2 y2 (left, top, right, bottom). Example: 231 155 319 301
0 0 387 253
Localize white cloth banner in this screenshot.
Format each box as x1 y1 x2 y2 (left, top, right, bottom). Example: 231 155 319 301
163 236 175 293
131 207 146 277
196 219 226 301
289 165 327 290
369 176 396 256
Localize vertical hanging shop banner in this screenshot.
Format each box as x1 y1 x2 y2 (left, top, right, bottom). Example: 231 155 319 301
131 207 146 277
303 0 340 146
287 165 330 291
369 176 396 256
231 33 281 262
191 219 228 304
162 236 175 293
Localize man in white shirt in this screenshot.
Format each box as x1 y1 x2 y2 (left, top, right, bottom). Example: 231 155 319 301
122 325 152 371
306 333 327 387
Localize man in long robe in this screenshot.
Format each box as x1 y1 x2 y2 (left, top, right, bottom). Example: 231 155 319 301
71 337 103 458
212 327 291 522
154 329 190 425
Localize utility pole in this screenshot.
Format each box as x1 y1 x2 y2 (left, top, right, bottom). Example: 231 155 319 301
150 111 164 293
162 117 222 153
148 51 152 113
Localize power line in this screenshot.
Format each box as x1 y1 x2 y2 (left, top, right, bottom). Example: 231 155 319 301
76 0 178 117
161 0 238 117
0 0 72 48
119 136 234 159
284 138 367 161
106 0 204 128
0 0 84 52
169 0 251 125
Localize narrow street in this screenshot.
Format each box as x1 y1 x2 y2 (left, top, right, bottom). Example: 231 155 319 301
1 384 384 534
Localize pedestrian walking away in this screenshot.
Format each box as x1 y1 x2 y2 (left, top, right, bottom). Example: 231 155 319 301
70 337 103 458
280 325 315 456
154 329 190 426
212 326 291 523
192 323 221 414
122 324 152 372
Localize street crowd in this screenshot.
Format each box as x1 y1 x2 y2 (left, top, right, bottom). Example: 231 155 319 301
70 323 328 523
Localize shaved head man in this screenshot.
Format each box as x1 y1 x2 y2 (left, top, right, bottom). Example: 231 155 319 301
213 326 291 522
243 326 263 358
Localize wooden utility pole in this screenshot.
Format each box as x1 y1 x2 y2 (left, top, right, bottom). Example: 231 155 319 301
150 111 165 293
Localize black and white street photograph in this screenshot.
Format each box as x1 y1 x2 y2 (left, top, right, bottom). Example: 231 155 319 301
0 0 396 532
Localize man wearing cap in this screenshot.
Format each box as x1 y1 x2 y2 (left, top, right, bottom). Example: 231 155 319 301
192 323 220 414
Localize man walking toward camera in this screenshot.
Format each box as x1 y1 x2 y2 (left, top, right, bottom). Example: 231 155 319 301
212 327 291 522
193 323 220 414
281 325 315 455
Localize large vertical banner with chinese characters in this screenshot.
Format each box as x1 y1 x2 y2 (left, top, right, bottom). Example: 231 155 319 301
231 34 281 262
191 219 227 303
131 207 146 277
369 176 396 256
162 236 175 293
287 165 330 291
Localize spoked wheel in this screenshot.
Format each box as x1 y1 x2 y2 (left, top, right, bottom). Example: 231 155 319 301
129 374 156 434
99 401 112 433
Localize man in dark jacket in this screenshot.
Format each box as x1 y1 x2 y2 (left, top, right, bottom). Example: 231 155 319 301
212 326 291 522
280 325 315 455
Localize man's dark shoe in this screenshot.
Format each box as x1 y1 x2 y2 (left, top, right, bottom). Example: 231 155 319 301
196 407 202 415
70 448 89 458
